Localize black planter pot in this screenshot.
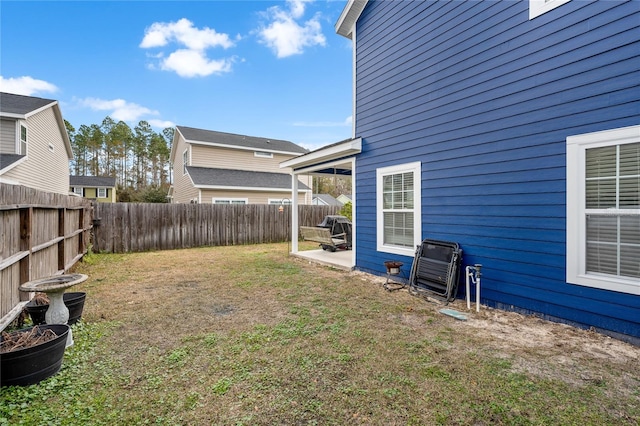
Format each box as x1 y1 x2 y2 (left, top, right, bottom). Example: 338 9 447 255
0 324 70 387
25 292 86 326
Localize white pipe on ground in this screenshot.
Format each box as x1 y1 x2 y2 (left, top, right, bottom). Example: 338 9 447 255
465 264 482 312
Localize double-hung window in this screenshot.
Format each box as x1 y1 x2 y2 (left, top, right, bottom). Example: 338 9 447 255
566 125 640 295
19 123 27 155
182 149 189 175
98 188 107 198
377 162 421 256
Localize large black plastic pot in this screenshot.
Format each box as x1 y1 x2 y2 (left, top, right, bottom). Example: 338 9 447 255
25 292 86 325
0 324 69 387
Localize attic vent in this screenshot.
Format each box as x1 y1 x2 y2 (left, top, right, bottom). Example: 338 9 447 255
255 151 273 158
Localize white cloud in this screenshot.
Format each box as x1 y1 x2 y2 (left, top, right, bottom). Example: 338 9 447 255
0 76 59 96
148 119 175 129
77 97 159 123
140 18 235 78
161 49 233 78
293 116 352 127
140 18 234 50
258 0 326 58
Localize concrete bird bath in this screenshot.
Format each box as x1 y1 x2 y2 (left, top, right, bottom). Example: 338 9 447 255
20 274 88 347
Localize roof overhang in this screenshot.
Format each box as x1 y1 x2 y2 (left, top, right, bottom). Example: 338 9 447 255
193 184 310 192
335 0 369 39
280 138 361 171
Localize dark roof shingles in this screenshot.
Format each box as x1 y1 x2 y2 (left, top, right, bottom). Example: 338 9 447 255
177 126 307 154
69 176 116 187
187 166 309 190
0 92 56 115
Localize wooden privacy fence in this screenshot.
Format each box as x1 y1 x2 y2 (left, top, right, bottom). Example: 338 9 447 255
93 203 340 253
0 184 93 326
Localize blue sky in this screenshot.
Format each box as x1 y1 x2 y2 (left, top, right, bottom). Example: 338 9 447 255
1 0 353 150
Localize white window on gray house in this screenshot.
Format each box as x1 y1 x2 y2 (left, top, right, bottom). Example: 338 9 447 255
20 123 27 155
98 188 107 198
183 149 189 175
529 0 571 20
566 125 640 295
213 198 248 204
376 162 422 256
254 151 273 158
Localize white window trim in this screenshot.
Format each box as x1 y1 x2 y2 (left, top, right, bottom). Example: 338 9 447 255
97 188 107 198
529 0 571 20
566 125 640 295
212 198 248 204
254 151 273 158
268 198 292 205
72 187 83 195
182 148 189 175
376 161 422 256
17 121 27 156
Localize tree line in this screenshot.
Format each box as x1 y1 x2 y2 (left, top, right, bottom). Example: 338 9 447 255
65 117 173 202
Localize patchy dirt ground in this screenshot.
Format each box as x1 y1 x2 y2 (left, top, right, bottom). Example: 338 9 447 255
68 245 639 424
354 270 640 399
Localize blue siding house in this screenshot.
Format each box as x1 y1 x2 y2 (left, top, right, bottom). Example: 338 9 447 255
320 0 639 343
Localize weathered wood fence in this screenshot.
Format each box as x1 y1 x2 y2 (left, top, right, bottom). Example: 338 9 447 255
93 203 340 253
0 184 93 326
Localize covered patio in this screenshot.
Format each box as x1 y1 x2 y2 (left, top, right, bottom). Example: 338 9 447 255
280 138 362 270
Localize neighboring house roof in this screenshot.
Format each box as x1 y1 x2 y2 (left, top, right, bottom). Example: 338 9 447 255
0 154 25 171
0 92 56 117
70 176 116 187
313 194 341 206
176 126 308 156
0 92 73 159
187 166 310 190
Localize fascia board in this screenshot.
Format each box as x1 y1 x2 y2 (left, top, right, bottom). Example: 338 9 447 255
185 139 305 156
193 184 310 192
335 0 368 39
280 137 361 170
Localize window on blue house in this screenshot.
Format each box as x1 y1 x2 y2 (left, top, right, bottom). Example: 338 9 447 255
377 162 422 256
529 0 571 20
566 125 640 295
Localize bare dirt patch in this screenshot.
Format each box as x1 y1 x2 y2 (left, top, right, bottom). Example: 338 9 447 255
49 244 640 424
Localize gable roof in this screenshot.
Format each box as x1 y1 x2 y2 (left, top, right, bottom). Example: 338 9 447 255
313 194 342 206
187 166 310 191
70 176 116 187
176 126 308 156
0 92 57 117
336 0 369 39
0 92 73 159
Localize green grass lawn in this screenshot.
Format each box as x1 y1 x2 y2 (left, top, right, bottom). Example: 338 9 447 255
2 243 638 425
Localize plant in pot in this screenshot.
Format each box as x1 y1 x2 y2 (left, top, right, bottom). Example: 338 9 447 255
0 324 70 386
25 292 87 326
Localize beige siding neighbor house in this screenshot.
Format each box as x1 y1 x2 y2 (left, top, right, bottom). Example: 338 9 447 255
0 92 73 195
170 126 311 204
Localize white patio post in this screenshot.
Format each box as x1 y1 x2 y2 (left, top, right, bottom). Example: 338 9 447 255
291 174 299 253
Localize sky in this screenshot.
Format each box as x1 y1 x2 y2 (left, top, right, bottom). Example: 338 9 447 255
0 0 353 151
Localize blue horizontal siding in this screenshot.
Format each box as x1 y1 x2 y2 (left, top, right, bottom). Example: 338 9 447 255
353 0 640 340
